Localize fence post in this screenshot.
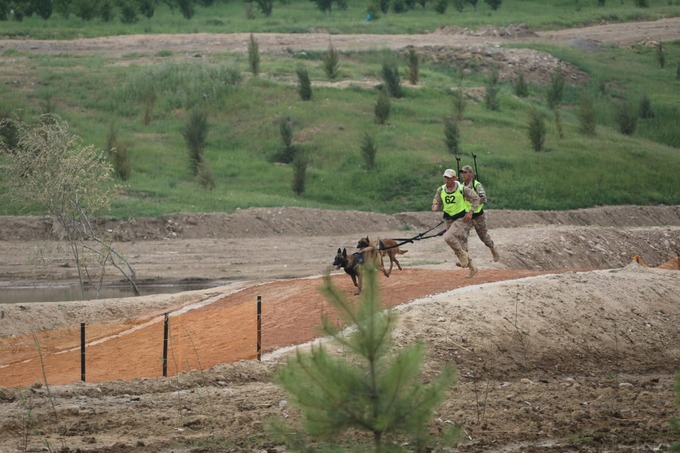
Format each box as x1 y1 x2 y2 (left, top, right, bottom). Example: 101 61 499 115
163 313 169 377
257 295 262 361
80 322 86 382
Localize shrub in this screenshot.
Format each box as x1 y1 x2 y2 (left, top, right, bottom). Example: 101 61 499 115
141 85 156 125
434 0 448 14
375 87 391 125
616 100 638 135
197 160 215 190
291 150 308 195
484 67 500 111
381 60 402 98
248 34 260 76
484 0 502 10
577 91 596 136
255 0 274 17
360 132 377 171
322 43 339 80
296 65 312 101
656 43 665 68
407 47 419 85
273 116 296 163
444 116 461 155
546 68 565 110
452 89 465 120
527 108 546 152
182 109 209 175
513 71 529 97
639 94 654 119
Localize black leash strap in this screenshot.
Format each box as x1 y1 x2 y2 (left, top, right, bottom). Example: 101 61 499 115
380 220 446 251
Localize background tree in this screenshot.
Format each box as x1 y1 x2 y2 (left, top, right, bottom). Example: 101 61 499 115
484 0 501 10
407 47 419 85
311 0 347 15
33 0 53 19
322 42 339 80
577 91 597 136
468 0 478 10
381 60 402 98
513 71 529 97
291 150 308 195
273 115 296 163
434 0 448 14
639 93 654 119
527 108 546 152
444 116 461 155
182 109 209 175
0 114 139 298
615 99 637 135
484 66 500 111
270 266 459 451
360 132 377 171
177 0 196 19
248 33 260 75
452 88 465 120
255 0 274 16
546 68 565 138
296 65 313 101
374 86 391 125
546 68 565 110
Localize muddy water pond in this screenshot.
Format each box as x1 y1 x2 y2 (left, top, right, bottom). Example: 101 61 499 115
0 280 232 304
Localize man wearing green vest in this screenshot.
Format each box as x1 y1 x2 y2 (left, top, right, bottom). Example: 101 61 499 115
460 165 500 262
431 168 480 278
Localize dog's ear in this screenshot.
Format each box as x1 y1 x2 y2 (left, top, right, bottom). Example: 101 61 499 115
337 248 341 254
342 248 347 256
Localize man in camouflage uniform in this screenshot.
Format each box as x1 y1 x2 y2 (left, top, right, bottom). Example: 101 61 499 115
460 165 500 262
432 168 480 278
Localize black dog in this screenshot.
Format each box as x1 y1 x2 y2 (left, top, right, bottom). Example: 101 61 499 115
332 247 364 295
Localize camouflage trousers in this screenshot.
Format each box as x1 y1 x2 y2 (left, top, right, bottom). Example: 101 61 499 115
461 213 494 251
443 218 470 259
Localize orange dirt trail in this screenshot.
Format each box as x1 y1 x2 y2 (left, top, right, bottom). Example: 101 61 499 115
0 269 554 387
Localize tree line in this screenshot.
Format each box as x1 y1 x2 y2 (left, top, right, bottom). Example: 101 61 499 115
0 0 503 23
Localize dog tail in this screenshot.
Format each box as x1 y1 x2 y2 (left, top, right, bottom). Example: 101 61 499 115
398 249 408 255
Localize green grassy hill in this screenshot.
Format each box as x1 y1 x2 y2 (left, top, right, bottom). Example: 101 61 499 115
1 0 679 217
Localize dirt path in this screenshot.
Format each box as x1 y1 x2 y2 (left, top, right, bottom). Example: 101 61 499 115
1 17 679 56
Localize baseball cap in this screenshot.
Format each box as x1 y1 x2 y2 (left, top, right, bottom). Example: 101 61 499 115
461 165 473 173
443 169 457 178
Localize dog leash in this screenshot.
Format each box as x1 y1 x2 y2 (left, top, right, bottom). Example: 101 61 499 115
379 219 446 251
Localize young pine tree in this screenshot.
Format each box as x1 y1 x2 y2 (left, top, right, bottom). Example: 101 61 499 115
444 116 461 155
182 109 209 176
528 108 546 152
248 33 260 76
322 43 340 80
361 132 378 171
270 266 459 451
577 91 597 136
296 65 313 101
374 87 391 125
407 47 419 85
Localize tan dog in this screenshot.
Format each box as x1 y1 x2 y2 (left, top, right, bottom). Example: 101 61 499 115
356 236 407 277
